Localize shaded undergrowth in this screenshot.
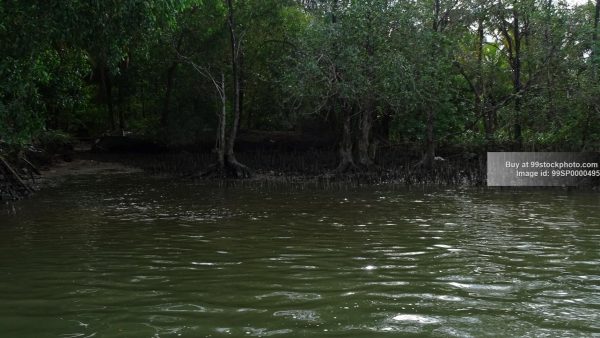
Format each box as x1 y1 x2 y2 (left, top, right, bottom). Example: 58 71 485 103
82 146 487 187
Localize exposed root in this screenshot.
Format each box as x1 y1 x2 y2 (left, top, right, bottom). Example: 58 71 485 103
334 160 359 175
335 157 381 175
0 155 35 200
20 156 41 176
356 159 380 172
202 158 253 179
414 154 446 170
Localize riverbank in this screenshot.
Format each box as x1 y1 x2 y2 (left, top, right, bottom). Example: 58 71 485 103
11 132 600 201
0 140 141 201
82 144 487 187
0 132 537 201
36 159 142 186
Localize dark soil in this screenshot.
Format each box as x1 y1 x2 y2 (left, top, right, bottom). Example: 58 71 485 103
82 132 487 186
2 131 490 202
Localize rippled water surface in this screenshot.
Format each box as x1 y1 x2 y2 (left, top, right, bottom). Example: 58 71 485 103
1 174 599 337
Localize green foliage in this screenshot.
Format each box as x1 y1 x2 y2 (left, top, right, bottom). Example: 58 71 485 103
0 56 44 146
36 130 74 148
1 0 600 154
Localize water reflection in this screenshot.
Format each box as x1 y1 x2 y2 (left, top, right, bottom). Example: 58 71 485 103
0 175 599 337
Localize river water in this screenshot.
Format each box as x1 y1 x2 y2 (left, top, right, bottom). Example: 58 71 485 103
1 173 599 337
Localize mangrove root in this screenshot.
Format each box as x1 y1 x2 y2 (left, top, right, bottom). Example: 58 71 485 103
202 158 253 179
0 155 35 196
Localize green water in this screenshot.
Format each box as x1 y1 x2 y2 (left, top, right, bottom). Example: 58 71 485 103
1 173 599 337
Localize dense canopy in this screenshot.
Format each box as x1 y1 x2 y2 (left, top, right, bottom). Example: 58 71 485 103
1 0 600 171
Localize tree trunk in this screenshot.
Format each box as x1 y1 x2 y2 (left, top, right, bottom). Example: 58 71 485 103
162 35 183 130
217 72 227 168
476 19 492 145
593 0 599 65
419 0 440 169
226 0 240 160
330 0 354 173
582 0 600 149
100 66 115 131
117 75 126 134
544 0 556 123
591 0 600 71
433 0 440 32
513 8 523 149
357 105 373 167
224 0 251 178
357 8 375 168
422 108 435 169
336 106 356 173
238 50 245 133
118 56 131 134
417 0 441 169
162 63 177 129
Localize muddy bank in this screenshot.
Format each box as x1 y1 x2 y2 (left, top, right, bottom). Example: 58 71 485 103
0 133 491 201
1 134 78 201
84 131 488 186
83 146 487 186
36 159 142 187
1 152 140 202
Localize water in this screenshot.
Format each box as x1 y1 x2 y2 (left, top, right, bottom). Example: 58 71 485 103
1 173 599 337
